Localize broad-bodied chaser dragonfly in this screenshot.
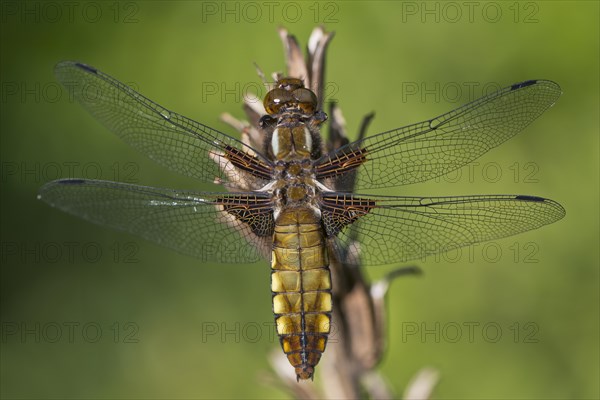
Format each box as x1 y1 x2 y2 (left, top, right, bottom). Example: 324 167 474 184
39 62 565 380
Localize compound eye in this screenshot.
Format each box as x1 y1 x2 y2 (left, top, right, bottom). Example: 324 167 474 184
293 88 318 114
278 78 304 91
264 88 293 114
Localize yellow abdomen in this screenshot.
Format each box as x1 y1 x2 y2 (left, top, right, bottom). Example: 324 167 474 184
271 208 332 380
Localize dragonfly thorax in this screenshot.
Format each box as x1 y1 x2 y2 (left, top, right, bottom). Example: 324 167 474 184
271 125 313 159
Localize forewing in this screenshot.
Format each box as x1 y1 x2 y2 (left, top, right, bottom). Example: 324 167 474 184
320 193 565 266
316 80 561 190
55 62 272 190
38 179 275 263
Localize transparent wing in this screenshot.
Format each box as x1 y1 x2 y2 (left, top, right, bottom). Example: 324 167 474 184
55 61 272 190
320 192 565 266
316 80 561 190
38 179 275 263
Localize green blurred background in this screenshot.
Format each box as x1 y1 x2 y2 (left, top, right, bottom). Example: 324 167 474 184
1 1 598 399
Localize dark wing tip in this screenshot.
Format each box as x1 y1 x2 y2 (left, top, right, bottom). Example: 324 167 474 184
510 79 562 93
41 178 87 186
515 195 566 219
55 61 97 75
59 178 87 185
515 194 545 202
38 179 87 201
74 62 97 74
511 80 538 90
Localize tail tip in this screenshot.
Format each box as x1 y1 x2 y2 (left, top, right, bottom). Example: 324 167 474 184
295 366 315 381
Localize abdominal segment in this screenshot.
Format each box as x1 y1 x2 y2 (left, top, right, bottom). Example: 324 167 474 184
271 208 332 380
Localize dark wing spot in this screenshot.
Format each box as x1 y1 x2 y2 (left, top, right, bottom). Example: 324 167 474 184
511 80 537 90
75 63 97 74
515 195 545 202
59 179 87 185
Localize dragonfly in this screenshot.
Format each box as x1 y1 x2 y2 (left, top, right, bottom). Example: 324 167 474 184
39 61 565 380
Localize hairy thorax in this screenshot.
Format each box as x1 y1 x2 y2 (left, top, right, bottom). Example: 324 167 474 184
267 111 326 218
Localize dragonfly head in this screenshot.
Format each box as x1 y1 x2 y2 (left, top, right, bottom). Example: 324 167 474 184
264 77 318 116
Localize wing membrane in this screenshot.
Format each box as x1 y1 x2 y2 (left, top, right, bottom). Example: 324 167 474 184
320 192 565 266
38 179 274 263
55 62 272 189
316 80 561 190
